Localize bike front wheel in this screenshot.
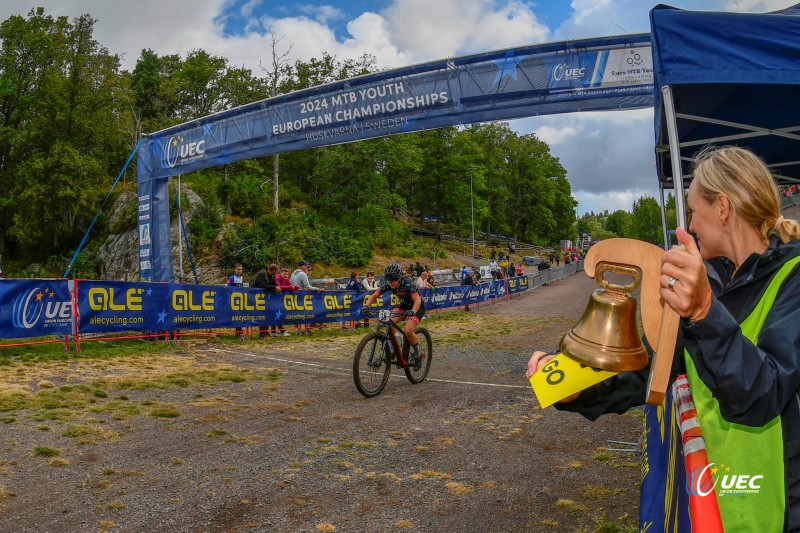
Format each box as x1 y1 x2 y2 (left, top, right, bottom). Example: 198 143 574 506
353 332 392 397
405 327 432 384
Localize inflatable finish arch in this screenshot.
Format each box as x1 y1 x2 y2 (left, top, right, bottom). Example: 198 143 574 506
137 34 653 281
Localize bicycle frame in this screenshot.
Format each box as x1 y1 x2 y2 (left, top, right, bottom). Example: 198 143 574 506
371 310 410 368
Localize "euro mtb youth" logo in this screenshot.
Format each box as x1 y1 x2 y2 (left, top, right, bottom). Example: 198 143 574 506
687 463 763 497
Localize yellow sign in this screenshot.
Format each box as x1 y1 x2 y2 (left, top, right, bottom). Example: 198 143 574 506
529 353 617 408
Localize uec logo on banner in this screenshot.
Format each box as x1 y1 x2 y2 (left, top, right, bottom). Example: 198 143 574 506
162 134 206 169
552 63 586 82
12 287 72 329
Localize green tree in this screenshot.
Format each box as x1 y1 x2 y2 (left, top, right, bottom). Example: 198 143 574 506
606 209 633 237
631 196 663 245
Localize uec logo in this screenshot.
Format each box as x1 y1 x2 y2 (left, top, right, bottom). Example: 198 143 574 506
162 134 206 168
687 463 763 497
12 288 72 329
552 63 585 82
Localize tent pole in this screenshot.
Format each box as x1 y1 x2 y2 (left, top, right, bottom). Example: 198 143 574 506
662 85 687 230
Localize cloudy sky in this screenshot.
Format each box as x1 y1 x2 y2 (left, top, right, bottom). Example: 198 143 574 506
2 0 795 214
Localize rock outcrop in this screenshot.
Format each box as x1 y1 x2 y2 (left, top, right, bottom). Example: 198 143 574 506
98 185 211 281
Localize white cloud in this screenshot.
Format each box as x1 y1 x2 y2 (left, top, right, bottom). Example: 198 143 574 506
510 106 659 215
534 125 579 146
298 4 346 25
383 0 549 62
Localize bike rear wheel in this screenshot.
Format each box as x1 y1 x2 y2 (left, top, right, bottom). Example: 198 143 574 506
405 327 432 384
353 332 392 397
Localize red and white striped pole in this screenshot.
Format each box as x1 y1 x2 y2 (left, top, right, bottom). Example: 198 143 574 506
672 375 724 533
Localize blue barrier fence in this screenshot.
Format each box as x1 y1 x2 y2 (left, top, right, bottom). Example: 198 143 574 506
0 263 582 352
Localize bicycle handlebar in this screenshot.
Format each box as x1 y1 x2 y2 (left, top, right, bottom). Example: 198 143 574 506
362 309 407 319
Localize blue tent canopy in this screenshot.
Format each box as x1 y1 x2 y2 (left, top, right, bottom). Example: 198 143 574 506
651 3 800 193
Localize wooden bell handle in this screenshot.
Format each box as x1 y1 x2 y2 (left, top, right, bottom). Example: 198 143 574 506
583 238 681 405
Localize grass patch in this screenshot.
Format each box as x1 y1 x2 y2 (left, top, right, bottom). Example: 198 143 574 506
149 404 181 418
444 482 473 495
594 450 611 463
0 393 32 412
49 457 69 467
90 400 143 420
410 470 452 481
0 486 15 502
33 445 61 457
555 498 588 514
63 424 119 444
96 367 254 391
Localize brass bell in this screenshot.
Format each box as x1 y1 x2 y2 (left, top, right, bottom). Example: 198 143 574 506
560 263 648 372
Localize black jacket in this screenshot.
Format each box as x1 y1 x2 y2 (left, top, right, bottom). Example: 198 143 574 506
558 236 800 530
251 270 279 292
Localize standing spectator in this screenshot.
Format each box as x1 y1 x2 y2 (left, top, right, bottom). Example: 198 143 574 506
361 271 379 328
488 258 499 279
415 270 433 290
527 146 800 531
490 246 497 260
290 260 324 335
500 256 509 275
228 263 245 339
554 253 560 267
345 271 366 329
252 264 282 337
507 262 516 279
462 266 476 311
414 261 424 277
362 271 379 291
460 265 471 285
509 242 516 256
273 267 298 336
425 269 436 290
516 263 525 277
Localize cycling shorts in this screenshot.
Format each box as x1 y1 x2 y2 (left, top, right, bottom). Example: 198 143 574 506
394 306 425 324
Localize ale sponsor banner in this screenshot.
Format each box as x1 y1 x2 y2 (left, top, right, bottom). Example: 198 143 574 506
1 277 528 339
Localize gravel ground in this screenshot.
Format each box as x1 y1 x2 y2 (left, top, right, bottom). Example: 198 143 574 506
0 273 642 532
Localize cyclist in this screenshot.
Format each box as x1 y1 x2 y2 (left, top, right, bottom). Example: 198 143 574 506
363 263 426 370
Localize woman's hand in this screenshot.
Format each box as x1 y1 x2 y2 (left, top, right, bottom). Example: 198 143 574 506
526 351 580 403
526 351 556 379
660 228 713 321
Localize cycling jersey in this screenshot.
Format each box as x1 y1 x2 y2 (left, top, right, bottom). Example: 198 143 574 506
377 277 425 312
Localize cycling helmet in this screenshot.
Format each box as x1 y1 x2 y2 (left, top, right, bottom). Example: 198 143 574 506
384 263 403 281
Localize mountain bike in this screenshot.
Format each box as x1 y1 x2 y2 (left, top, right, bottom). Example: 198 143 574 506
353 309 432 397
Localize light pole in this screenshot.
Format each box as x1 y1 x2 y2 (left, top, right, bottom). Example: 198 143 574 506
469 168 475 258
